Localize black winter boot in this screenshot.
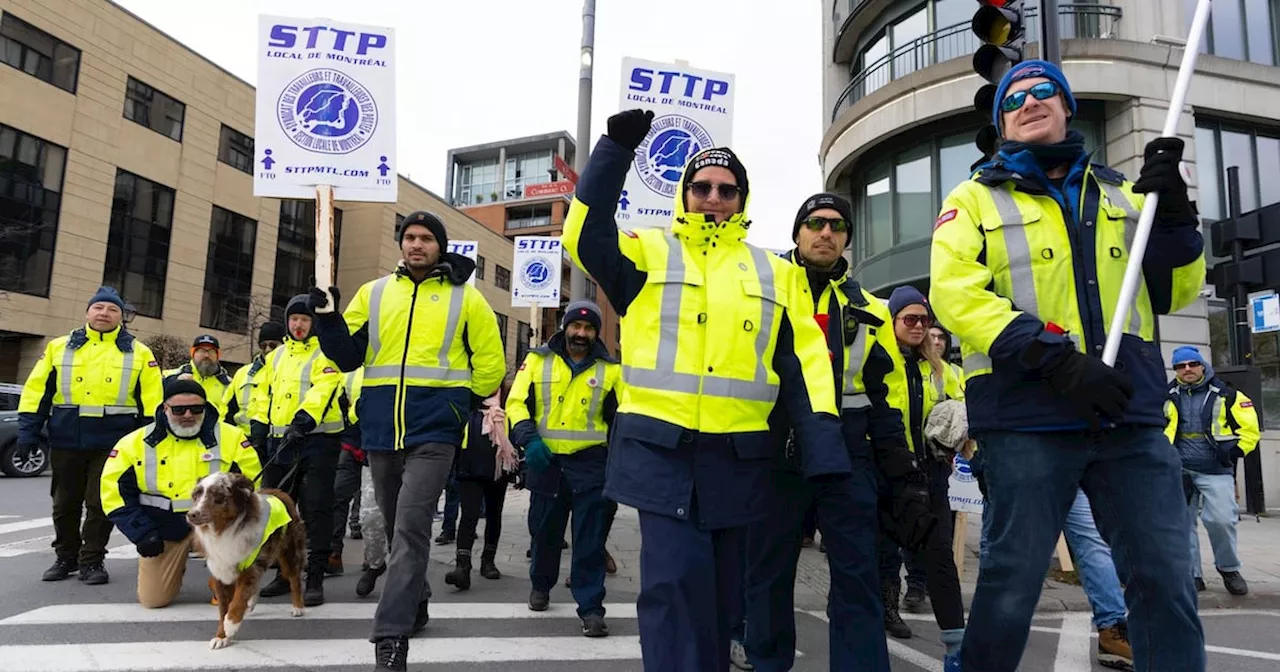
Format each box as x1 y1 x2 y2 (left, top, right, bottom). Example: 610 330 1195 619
304 565 325 606
479 547 501 580
259 570 290 598
357 563 385 598
882 582 913 639
444 551 471 591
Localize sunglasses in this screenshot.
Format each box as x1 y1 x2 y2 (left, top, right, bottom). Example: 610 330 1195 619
1173 362 1202 371
898 315 933 328
802 217 849 233
686 181 741 201
167 404 206 416
1000 81 1061 113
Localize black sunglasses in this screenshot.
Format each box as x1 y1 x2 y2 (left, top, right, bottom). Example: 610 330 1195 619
167 404 205 416
1173 362 1202 371
686 181 741 200
802 217 849 233
898 315 933 328
1000 81 1061 113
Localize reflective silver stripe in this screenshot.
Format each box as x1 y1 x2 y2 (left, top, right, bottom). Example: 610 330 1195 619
840 321 870 396
76 405 138 416
367 275 392 357
298 349 323 399
271 420 345 436
987 186 1039 319
583 361 607 434
143 426 223 495
364 365 470 381
138 493 172 510
117 351 135 406
59 346 75 403
1099 182 1144 336
624 235 780 403
964 352 992 376
204 429 222 476
437 285 466 369
1211 397 1234 441
537 358 609 443
933 371 945 399
841 393 870 409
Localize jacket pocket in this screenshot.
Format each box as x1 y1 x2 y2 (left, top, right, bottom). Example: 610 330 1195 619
1114 334 1166 419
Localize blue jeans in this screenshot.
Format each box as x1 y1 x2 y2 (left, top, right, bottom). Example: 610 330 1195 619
1185 470 1242 577
1063 489 1128 629
438 473 460 536
964 427 1203 672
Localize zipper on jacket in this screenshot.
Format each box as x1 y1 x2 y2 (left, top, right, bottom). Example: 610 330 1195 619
394 282 422 451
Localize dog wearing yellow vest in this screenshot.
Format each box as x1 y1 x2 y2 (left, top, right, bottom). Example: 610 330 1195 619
187 471 308 649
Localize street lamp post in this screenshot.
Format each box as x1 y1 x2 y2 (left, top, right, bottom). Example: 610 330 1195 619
568 0 595 302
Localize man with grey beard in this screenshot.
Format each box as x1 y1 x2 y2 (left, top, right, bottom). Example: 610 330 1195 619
100 378 262 608
164 335 233 419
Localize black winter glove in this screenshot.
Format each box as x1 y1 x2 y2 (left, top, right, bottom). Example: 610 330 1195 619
249 421 269 454
307 284 342 314
607 109 655 152
282 423 307 445
1131 137 1194 224
136 530 164 558
887 475 938 553
1041 349 1135 430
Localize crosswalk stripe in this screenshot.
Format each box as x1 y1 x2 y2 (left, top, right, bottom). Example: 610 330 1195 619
0 539 135 560
0 517 52 536
0 601 640 625
0 636 644 671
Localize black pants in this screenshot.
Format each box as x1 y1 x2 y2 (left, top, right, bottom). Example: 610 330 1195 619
456 479 507 555
264 435 342 569
50 449 112 565
877 458 966 631
331 449 363 555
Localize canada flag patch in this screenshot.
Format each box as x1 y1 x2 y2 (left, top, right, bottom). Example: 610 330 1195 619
934 209 958 230
241 440 253 447
323 367 337 374
108 449 118 458
147 360 159 367
1241 400 1254 408
623 230 638 239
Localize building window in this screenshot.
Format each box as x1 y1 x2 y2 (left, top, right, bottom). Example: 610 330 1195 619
495 312 508 351
516 320 532 363
584 278 598 301
504 150 554 199
103 170 175 318
0 13 79 93
1207 298 1280 430
272 200 343 320
217 125 254 174
476 254 486 280
200 207 257 333
506 203 554 230
495 264 511 290
123 76 185 141
1191 0 1277 66
0 124 65 297
456 159 500 204
1193 118 1280 266
850 104 1106 260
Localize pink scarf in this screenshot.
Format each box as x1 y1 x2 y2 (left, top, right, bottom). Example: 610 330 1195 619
480 395 518 480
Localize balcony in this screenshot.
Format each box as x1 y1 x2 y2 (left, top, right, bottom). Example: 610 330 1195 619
831 3 1122 122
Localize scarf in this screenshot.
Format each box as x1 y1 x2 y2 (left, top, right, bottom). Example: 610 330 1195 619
997 129 1087 172
480 395 518 480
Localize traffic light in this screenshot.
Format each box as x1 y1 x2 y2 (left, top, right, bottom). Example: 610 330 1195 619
971 1 1028 156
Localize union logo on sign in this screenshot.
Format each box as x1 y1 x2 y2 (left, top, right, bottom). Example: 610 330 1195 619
520 258 553 291
277 68 379 155
952 454 976 483
635 114 713 198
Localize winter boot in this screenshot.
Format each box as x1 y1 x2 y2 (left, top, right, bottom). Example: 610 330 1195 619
1220 569 1249 595
42 558 77 582
882 582 913 639
78 561 109 585
902 584 928 613
1097 621 1134 670
304 564 325 606
259 570 290 598
326 551 344 576
444 550 471 591
373 637 408 671
357 563 385 598
479 548 501 580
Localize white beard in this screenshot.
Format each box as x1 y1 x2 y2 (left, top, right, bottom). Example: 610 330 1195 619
169 422 202 438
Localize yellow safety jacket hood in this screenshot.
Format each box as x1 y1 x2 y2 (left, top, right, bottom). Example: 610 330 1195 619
669 153 751 250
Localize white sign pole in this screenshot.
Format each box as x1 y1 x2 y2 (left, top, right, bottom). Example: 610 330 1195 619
615 57 736 229
1102 0 1211 366
315 184 335 291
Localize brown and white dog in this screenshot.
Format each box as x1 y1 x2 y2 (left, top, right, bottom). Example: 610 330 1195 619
187 471 308 649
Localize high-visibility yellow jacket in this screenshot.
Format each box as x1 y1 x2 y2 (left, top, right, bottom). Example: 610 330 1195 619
101 413 261 543
164 361 232 419
18 325 163 450
223 355 267 433
929 155 1205 431
314 261 506 452
249 337 344 437
507 335 621 456
888 354 966 455
560 135 849 529
1164 375 1261 475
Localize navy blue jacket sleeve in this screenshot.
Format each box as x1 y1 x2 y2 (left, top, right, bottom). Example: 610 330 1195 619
315 312 369 373
510 379 540 448
106 467 155 545
989 314 1074 371
772 313 851 481
571 136 650 316
1142 223 1204 315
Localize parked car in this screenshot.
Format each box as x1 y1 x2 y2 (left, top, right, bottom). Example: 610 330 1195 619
0 383 49 477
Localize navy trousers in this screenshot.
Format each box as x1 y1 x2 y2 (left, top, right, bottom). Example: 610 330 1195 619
744 468 886 672
528 446 608 618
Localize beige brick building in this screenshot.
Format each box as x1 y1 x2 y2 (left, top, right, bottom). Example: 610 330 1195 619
0 0 521 382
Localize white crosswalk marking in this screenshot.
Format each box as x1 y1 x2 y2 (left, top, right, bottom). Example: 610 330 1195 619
0 517 53 536
0 516 135 559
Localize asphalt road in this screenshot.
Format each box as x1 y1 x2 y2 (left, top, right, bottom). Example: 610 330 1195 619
2 475 1279 671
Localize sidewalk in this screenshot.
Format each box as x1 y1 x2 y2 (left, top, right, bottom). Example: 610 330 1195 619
489 489 1280 612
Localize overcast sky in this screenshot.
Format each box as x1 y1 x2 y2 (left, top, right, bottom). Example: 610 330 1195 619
114 0 823 251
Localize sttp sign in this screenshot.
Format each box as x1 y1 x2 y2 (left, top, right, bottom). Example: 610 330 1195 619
616 57 736 229
254 15 397 203
1250 290 1280 334
524 181 575 199
511 236 562 308
447 241 479 287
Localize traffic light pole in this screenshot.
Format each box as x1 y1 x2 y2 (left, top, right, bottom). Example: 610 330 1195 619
568 0 595 302
1038 0 1061 66
1226 166 1256 366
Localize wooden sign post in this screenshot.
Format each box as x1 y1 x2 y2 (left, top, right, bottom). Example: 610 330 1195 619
315 184 336 291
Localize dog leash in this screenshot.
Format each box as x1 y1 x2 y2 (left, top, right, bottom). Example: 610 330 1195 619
252 436 304 492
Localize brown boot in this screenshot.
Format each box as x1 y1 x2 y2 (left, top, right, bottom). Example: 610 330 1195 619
325 551 344 576
604 549 617 575
1097 622 1134 670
